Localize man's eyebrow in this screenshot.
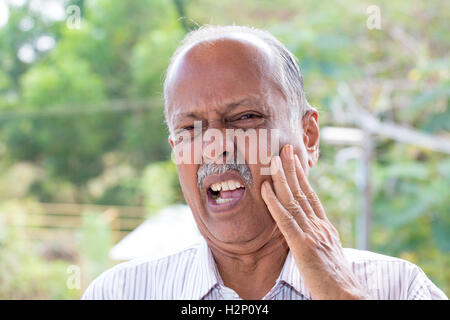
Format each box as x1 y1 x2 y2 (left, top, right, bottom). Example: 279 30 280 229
175 112 199 120
171 96 263 125
225 97 261 111
171 111 200 127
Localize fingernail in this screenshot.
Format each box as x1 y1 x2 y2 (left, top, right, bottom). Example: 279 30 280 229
284 145 293 160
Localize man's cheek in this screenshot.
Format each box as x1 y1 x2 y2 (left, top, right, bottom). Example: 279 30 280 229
257 128 281 176
177 166 197 193
172 133 203 165
232 128 280 170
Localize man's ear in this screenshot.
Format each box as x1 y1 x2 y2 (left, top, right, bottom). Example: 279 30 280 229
168 137 175 149
301 109 320 168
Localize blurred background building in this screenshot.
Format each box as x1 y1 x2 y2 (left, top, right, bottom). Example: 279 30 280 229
109 204 201 261
0 0 448 299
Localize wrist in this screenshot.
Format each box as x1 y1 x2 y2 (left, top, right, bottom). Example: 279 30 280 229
339 287 372 300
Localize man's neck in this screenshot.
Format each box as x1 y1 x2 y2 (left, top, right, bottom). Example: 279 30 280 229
210 240 289 300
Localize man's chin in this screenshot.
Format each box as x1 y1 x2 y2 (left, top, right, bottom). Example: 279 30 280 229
201 227 285 256
198 213 277 247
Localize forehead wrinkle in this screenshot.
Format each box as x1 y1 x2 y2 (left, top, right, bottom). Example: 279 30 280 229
171 93 269 125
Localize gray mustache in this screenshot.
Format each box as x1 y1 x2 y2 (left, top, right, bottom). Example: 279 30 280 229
197 163 253 189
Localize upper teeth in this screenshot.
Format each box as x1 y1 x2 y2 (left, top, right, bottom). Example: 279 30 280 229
210 180 243 192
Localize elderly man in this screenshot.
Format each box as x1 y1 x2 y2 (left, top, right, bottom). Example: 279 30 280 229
82 25 447 300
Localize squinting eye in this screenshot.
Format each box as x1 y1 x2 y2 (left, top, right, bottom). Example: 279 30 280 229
183 125 195 130
238 114 257 120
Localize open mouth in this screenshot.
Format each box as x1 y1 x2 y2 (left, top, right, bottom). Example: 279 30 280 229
206 179 246 213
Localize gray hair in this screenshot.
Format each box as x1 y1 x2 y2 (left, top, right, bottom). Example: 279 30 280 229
197 163 253 189
163 25 312 132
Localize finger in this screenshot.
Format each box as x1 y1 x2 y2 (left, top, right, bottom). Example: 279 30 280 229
261 181 304 242
294 154 327 220
270 155 308 222
270 155 296 209
281 145 316 219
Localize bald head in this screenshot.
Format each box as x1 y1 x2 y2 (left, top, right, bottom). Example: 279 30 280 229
169 31 274 78
163 25 311 133
166 35 277 126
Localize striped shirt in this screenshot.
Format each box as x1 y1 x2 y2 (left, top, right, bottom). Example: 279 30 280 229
82 238 448 300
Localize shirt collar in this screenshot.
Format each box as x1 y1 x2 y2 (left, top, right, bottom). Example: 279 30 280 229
182 238 312 300
181 238 221 300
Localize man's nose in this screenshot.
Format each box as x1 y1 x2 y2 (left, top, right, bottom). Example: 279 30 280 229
202 128 234 164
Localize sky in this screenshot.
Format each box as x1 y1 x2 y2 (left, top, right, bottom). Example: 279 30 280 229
0 0 9 28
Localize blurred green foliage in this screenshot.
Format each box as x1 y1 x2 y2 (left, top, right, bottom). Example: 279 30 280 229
0 200 79 299
78 210 113 282
140 161 185 214
0 0 448 298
